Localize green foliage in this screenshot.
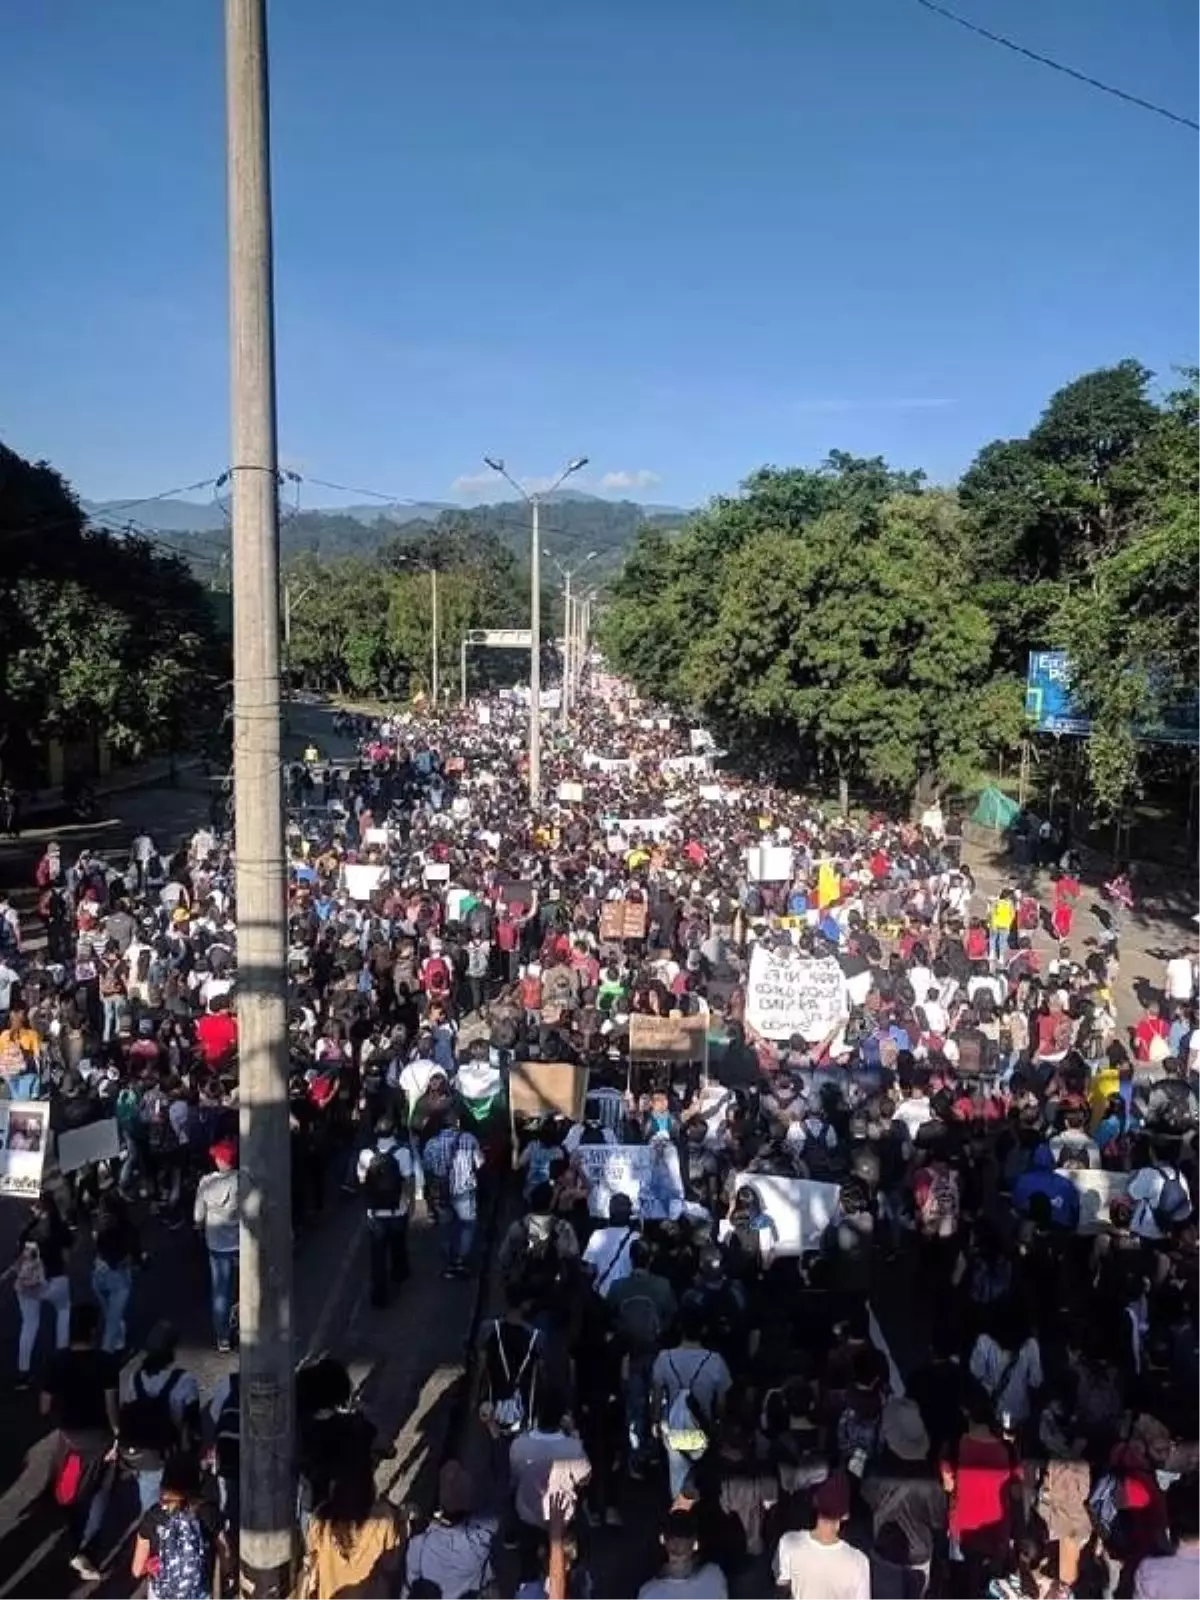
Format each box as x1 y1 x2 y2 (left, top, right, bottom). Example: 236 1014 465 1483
0 442 229 782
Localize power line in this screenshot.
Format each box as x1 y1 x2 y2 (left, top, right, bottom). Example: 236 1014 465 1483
912 0 1199 132
89 477 223 516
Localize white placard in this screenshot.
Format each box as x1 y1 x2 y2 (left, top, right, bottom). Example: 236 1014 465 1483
745 946 848 1041
603 816 674 841
746 844 794 882
363 826 390 847
344 863 386 901
1068 1169 1132 1233
574 1142 684 1221
558 781 584 803
732 1172 841 1256
690 728 716 753
699 785 725 803
0 1102 50 1198
423 862 451 884
58 1118 121 1175
662 754 709 776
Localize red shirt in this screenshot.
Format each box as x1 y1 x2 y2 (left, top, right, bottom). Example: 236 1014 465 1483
1133 1015 1169 1062
196 1012 238 1067
945 1434 1021 1553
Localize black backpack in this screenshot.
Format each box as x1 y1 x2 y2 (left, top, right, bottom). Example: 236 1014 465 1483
215 1374 239 1478
119 1368 183 1469
363 1147 404 1210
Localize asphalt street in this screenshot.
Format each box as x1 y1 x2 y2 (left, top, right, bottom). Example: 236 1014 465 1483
0 701 375 1598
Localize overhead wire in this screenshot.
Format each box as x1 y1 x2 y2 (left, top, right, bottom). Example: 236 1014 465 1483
911 0 1199 132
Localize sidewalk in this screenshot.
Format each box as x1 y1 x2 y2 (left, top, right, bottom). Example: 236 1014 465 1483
19 754 207 823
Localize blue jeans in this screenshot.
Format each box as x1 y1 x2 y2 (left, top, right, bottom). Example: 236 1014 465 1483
208 1250 238 1345
436 1193 476 1267
91 1260 131 1353
989 928 1006 966
8 1071 41 1102
102 996 123 1042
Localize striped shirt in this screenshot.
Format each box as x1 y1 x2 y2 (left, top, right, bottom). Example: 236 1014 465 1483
423 1128 483 1196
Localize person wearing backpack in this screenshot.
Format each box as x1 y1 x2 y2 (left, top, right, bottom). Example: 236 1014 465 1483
651 1299 732 1500
1127 1140 1193 1241
356 1115 414 1308
118 1321 200 1512
131 1453 222 1600
608 1239 676 1473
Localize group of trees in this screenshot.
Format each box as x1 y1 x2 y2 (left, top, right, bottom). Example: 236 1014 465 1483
0 443 230 787
283 524 537 699
599 362 1198 817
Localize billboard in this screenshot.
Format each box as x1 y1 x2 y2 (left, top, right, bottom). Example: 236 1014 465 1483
1025 651 1197 746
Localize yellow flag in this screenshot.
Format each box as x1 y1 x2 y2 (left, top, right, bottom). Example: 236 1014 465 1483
817 861 840 909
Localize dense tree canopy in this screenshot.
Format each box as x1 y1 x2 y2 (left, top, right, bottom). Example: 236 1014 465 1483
0 443 230 785
600 362 1197 816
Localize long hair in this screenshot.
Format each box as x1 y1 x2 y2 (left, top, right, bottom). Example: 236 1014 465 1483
318 1449 378 1559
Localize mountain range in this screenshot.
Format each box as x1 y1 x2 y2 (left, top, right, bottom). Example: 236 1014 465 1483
81 490 691 575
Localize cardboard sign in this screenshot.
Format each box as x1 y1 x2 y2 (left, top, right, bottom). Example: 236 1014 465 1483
629 1013 708 1063
58 1118 121 1175
574 1141 684 1221
0 1102 50 1198
558 781 584 804
732 1172 841 1256
744 946 848 1041
509 1061 589 1123
599 901 648 941
1068 1169 1132 1233
344 864 386 901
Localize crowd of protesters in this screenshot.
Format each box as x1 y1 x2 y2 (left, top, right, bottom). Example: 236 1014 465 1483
1 677 1196 1596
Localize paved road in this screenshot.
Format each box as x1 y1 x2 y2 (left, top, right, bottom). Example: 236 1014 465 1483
0 700 375 1598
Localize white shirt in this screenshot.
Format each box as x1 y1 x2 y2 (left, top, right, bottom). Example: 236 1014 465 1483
773 1531 870 1600
404 1517 499 1600
1165 956 1197 1002
583 1225 637 1295
357 1138 414 1216
1128 1164 1191 1240
892 1096 932 1142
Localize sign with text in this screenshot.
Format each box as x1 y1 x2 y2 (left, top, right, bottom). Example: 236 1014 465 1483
344 863 386 901
574 1141 684 1221
732 1172 841 1257
509 1062 589 1123
746 844 794 882
629 1012 708 1063
600 900 649 942
0 1102 50 1198
558 781 584 804
744 946 848 1041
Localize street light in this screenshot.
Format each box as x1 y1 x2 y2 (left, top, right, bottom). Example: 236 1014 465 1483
482 455 589 802
543 550 596 727
392 546 444 703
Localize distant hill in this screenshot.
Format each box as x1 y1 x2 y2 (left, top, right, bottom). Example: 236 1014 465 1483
83 492 692 576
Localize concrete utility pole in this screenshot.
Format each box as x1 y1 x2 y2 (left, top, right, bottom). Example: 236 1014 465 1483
560 567 572 728
224 0 294 1592
482 456 588 803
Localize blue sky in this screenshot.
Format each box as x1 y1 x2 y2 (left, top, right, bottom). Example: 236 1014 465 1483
2 0 1196 510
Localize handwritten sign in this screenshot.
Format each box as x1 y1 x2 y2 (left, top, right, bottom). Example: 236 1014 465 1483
629 1013 708 1064
744 946 848 1041
600 901 649 941
0 1102 50 1198
574 1142 684 1220
732 1172 841 1257
509 1062 588 1123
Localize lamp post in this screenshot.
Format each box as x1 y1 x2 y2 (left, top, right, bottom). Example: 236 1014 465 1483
544 550 596 728
482 455 588 803
392 546 443 703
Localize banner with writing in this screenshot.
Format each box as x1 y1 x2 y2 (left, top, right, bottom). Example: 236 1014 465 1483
732 1172 841 1256
629 1013 708 1063
744 946 848 1041
574 1142 684 1221
1068 1169 1132 1233
0 1103 50 1198
599 901 649 941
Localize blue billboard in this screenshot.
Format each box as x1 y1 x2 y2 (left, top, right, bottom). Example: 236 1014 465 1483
1025 651 1198 746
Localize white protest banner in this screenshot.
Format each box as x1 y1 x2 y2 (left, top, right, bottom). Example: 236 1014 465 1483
699 784 725 803
744 945 848 1041
558 781 584 804
0 1102 50 1198
363 826 390 847
1069 1170 1132 1233
574 1142 684 1221
732 1172 841 1256
476 704 492 725
662 754 709 776
423 862 451 884
58 1118 121 1175
344 864 386 901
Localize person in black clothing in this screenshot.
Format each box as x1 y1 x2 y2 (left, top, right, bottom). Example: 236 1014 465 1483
862 1397 947 1599
12 1193 74 1384
41 1304 121 1583
91 1188 142 1354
